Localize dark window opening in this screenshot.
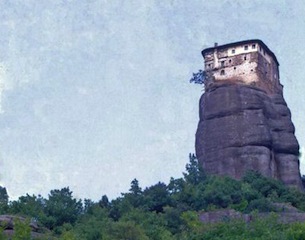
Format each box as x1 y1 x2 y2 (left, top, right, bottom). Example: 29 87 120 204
251 69 253 72
221 61 225 67
208 63 211 68
244 45 248 50
234 67 236 70
220 70 225 75
229 59 232 63
232 49 235 54
244 55 247 60
263 50 266 55
252 44 256 49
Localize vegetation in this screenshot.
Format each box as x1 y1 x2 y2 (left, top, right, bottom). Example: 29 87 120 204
190 70 205 84
1 154 305 239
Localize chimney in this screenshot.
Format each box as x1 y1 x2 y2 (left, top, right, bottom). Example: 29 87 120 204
214 42 218 47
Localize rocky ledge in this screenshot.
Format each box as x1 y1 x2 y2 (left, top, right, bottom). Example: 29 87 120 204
199 203 305 224
0 215 49 239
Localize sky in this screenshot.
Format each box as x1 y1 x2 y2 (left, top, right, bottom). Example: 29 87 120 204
0 0 304 201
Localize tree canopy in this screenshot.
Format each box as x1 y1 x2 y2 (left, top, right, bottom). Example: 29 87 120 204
1 154 305 239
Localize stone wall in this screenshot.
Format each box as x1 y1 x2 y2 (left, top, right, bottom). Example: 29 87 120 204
202 40 281 94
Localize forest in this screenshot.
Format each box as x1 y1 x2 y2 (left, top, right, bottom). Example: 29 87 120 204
1 154 305 239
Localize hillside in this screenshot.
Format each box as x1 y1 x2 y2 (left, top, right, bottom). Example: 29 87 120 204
1 154 305 239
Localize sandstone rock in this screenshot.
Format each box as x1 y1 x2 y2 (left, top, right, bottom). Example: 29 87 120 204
199 206 305 225
0 215 48 239
3 229 46 239
195 84 302 189
199 209 251 223
201 146 274 179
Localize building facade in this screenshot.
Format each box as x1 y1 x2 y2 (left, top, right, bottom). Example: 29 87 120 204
201 40 282 94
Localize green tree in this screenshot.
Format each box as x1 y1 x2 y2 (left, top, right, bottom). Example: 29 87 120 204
242 171 285 198
59 231 78 240
121 179 145 209
202 176 243 209
143 182 171 213
73 204 111 240
183 154 206 185
168 177 184 195
12 218 31 240
9 194 46 223
286 222 305 239
44 187 82 229
244 198 275 213
107 221 149 240
109 197 133 221
129 179 142 195
83 199 94 214
0 186 8 214
162 207 184 235
120 208 174 240
0 226 6 240
99 195 110 209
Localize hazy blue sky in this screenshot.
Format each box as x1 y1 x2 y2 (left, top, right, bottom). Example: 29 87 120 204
0 0 304 200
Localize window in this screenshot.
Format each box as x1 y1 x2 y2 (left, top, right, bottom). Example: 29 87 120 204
244 45 248 50
263 50 266 55
220 70 225 75
234 67 236 70
221 61 225 67
252 44 256 49
232 49 235 54
208 63 211 68
229 59 232 63
244 55 247 60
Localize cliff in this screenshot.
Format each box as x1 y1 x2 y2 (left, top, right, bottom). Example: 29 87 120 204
195 83 302 189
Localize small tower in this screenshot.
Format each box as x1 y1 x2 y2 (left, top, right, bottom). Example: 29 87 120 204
201 39 282 94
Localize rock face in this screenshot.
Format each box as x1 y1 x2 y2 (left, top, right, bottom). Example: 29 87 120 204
195 83 302 189
199 203 305 224
0 215 48 239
